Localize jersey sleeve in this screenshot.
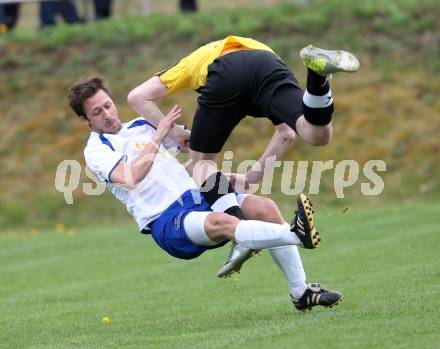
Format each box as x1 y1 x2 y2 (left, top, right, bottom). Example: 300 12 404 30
84 144 127 183
156 56 191 96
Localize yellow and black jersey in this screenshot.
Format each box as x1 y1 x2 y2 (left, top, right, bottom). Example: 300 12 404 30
156 35 275 96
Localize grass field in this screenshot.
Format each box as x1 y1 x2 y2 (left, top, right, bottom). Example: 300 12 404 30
1 201 439 349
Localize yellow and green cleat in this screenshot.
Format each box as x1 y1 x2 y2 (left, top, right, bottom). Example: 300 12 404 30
300 45 360 76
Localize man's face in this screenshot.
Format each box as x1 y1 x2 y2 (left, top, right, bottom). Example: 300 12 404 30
83 89 122 134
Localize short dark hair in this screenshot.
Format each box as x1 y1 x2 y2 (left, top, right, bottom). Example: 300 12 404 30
67 76 111 118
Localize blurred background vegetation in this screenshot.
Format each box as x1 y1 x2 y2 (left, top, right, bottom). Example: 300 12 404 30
0 0 439 230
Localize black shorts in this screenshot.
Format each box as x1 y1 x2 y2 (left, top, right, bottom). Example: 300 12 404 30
190 49 304 153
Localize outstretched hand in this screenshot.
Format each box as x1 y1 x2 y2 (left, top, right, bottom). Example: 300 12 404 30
155 105 182 141
164 106 190 152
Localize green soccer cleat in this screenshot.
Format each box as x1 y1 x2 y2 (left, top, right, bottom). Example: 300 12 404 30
300 45 360 76
290 193 321 249
291 283 343 311
217 242 261 278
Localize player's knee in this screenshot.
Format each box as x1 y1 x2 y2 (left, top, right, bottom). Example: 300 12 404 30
205 212 223 229
252 197 281 222
310 133 332 146
307 126 333 146
205 212 238 239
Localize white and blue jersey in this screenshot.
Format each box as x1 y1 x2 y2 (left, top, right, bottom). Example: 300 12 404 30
84 117 198 231
84 117 245 260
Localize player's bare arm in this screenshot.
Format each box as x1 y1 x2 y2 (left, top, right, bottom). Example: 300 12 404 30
110 105 182 186
248 123 296 184
127 76 190 151
227 123 296 189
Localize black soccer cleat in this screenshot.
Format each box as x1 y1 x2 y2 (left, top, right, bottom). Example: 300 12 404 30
290 193 321 249
291 283 343 311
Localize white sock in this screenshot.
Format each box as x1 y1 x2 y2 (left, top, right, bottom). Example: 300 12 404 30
269 245 307 299
234 221 301 249
211 192 239 212
303 89 333 108
183 211 219 246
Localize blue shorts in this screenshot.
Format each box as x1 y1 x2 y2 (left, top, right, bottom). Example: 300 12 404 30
149 189 230 260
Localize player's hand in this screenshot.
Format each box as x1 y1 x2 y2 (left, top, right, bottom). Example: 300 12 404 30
224 173 251 191
155 105 182 142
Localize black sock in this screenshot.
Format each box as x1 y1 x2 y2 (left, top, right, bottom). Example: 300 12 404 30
303 69 334 126
224 206 245 220
306 68 329 95
200 171 245 220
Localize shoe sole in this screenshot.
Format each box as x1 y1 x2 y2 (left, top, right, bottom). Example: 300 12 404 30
298 193 321 248
300 46 360 75
217 249 261 278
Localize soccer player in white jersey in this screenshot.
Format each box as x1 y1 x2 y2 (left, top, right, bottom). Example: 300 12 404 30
67 76 343 311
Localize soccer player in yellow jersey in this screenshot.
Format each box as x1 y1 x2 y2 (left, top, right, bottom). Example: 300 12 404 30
127 35 359 276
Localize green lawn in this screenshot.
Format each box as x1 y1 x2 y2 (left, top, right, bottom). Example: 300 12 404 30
1 201 439 349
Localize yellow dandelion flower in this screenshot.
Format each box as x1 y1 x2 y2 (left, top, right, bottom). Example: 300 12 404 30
28 227 39 237
55 223 66 233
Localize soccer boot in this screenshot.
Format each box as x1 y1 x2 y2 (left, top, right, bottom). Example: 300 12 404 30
291 283 343 311
217 242 260 278
300 45 360 76
290 193 320 249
